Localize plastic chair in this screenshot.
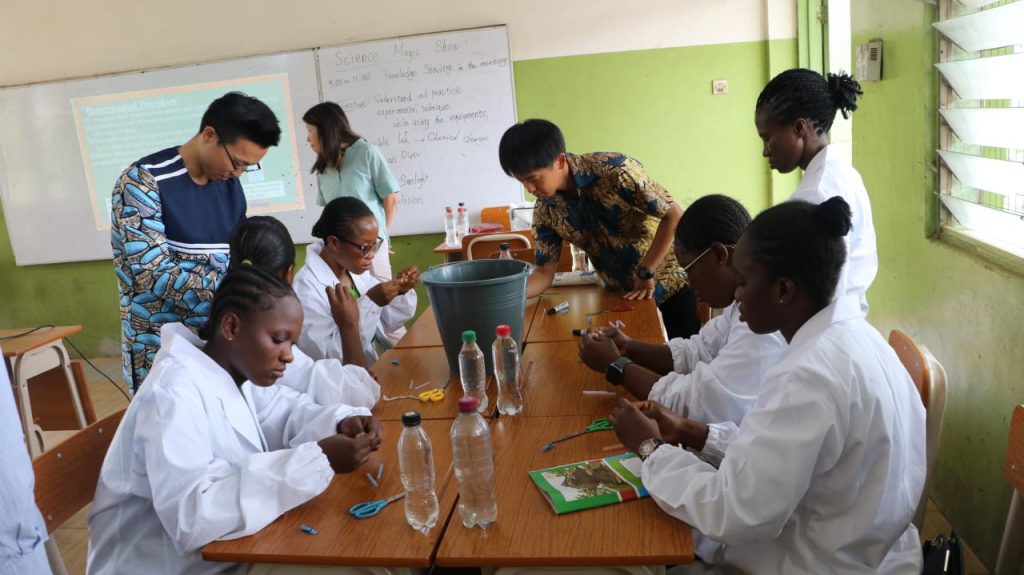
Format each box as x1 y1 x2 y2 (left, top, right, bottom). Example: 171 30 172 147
995 404 1024 575
33 409 126 575
463 231 532 261
480 205 512 230
887 330 947 529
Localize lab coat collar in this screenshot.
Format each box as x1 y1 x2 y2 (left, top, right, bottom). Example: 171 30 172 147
158 323 267 452
304 241 340 288
787 295 861 354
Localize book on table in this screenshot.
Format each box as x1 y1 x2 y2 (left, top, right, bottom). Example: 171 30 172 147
528 452 648 514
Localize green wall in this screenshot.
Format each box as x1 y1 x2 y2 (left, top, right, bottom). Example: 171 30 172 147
0 38 795 358
852 2 1024 570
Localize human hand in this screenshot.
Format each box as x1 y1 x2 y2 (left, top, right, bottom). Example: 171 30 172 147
317 433 375 473
600 325 632 356
608 397 662 453
623 275 656 300
326 283 360 330
337 414 382 450
578 332 621 374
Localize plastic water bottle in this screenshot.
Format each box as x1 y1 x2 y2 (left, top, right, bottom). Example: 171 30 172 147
493 325 523 416
397 411 439 534
451 396 498 529
497 242 513 260
455 205 468 243
458 330 488 414
444 207 458 247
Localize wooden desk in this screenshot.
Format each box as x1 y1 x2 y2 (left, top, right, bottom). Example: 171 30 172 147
435 415 693 567
372 347 496 422
203 419 459 568
2 326 88 456
518 341 635 418
528 289 665 344
432 241 465 264
396 298 541 350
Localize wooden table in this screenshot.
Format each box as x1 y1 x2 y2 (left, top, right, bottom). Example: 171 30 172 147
527 288 665 344
204 419 460 568
432 241 465 264
2 326 88 456
435 415 693 568
518 341 636 418
372 347 496 422
396 297 541 350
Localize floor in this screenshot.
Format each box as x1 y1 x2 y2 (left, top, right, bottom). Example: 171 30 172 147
35 357 990 575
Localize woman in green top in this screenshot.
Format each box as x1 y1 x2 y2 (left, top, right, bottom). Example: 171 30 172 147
303 102 401 286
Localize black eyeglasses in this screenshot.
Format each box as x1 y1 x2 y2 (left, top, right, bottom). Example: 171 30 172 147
337 236 384 257
221 142 262 173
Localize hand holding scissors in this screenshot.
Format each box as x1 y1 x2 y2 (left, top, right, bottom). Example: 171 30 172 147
349 491 406 519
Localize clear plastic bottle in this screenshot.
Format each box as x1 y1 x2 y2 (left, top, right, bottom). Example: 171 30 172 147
455 205 468 243
497 242 513 260
444 206 458 247
450 396 498 529
397 411 439 533
458 330 488 414
493 324 523 416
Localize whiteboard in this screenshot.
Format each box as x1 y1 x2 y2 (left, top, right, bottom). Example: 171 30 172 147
0 51 322 266
318 26 521 236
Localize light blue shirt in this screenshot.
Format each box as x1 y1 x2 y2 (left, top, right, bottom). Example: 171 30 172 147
316 138 400 241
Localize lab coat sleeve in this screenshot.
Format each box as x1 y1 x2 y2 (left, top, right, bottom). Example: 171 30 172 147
699 422 739 468
641 376 836 546
666 311 730 374
136 383 333 554
379 289 416 333
294 273 344 361
276 345 380 410
358 273 416 334
251 383 372 451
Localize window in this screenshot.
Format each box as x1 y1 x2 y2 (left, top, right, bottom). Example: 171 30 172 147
935 0 1024 264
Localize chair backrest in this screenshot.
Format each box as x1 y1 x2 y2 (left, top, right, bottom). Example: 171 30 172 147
33 408 125 533
486 246 575 273
480 206 511 231
464 232 532 261
888 329 930 408
995 404 1024 575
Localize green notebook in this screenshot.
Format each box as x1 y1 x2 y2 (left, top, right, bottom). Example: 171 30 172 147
528 453 648 514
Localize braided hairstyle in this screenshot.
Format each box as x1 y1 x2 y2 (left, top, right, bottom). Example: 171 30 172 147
742 196 852 308
312 197 375 241
756 69 863 134
198 265 296 341
675 195 751 254
229 216 295 277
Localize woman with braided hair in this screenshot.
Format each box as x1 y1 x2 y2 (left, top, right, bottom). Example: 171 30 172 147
754 68 877 318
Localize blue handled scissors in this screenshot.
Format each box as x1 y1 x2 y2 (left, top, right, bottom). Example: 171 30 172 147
542 418 614 451
348 491 406 519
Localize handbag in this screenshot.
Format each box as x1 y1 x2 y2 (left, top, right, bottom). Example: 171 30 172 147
921 529 964 575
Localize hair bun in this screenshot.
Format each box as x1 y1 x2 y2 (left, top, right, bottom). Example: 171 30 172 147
826 72 863 119
815 196 853 238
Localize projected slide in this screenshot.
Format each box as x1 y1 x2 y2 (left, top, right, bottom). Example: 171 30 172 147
72 74 305 230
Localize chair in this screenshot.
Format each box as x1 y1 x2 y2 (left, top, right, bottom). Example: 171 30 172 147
887 330 947 529
995 404 1024 575
463 231 532 261
33 409 126 575
480 205 512 231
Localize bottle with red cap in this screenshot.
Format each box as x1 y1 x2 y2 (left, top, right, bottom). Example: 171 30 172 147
450 396 497 528
493 324 523 416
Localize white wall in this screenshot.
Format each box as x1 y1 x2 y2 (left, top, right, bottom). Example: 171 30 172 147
0 0 795 87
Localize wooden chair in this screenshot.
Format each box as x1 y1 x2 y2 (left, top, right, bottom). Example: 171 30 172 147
887 330 947 529
33 408 126 575
995 404 1024 575
462 231 533 261
486 246 574 273
480 205 512 231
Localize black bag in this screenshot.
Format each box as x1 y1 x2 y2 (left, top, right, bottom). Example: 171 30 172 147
921 529 964 575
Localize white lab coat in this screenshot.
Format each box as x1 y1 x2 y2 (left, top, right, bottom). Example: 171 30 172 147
649 302 787 425
293 241 416 366
275 344 380 410
87 324 370 575
643 296 926 574
0 343 52 575
789 145 878 318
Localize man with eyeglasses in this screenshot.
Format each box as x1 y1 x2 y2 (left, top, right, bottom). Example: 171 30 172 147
110 92 281 392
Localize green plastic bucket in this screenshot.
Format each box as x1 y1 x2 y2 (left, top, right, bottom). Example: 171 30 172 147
420 259 530 375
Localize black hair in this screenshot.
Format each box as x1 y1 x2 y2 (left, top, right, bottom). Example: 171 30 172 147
675 195 751 254
229 216 295 276
312 196 375 241
303 102 361 174
755 69 863 134
498 119 566 177
198 266 295 341
199 92 282 148
742 196 852 308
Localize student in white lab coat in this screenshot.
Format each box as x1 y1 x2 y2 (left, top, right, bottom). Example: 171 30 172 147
755 68 877 317
88 266 382 575
229 215 380 409
293 197 418 366
0 342 52 575
578 194 787 426
609 197 926 574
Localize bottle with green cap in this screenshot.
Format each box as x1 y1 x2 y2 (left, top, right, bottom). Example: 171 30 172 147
458 330 488 413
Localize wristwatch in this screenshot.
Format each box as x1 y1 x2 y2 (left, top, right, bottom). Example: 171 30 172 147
605 357 633 385
638 437 666 460
635 266 655 280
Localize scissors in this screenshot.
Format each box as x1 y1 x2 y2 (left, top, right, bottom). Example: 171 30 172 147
418 378 452 403
542 417 614 451
348 491 406 519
